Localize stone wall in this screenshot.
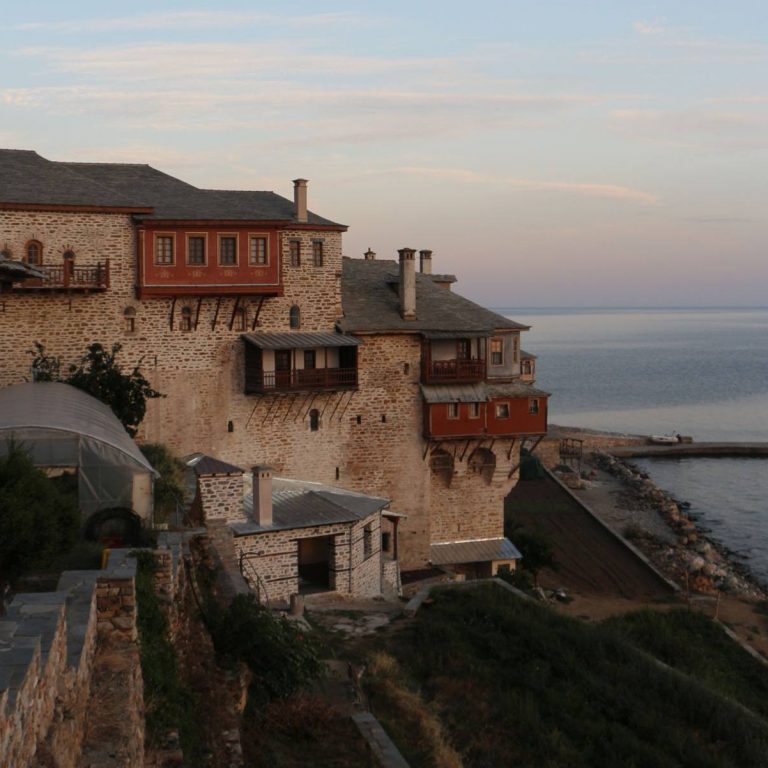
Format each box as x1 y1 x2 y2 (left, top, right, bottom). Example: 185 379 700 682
537 430 646 469
198 475 245 523
0 557 134 767
232 512 382 604
0 207 520 572
0 542 189 768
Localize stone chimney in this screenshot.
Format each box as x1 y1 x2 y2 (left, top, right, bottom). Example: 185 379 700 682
364 248 376 261
419 249 433 275
293 179 308 223
252 465 273 527
398 248 417 320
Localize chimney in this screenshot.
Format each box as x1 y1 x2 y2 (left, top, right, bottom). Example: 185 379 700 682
419 249 433 275
398 247 417 320
364 248 376 261
252 465 273 526
293 178 308 223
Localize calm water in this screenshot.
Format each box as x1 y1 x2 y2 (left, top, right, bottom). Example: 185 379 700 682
499 307 768 583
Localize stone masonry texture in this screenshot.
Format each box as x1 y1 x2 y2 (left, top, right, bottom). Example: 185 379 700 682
0 209 522 571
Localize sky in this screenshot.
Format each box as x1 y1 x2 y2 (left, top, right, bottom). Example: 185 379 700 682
1 1 766 307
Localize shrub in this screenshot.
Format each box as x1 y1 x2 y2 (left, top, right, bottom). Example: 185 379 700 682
208 594 324 705
30 342 163 437
139 443 186 523
0 442 80 586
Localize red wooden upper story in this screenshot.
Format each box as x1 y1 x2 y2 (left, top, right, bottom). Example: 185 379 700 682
137 224 282 298
422 378 548 440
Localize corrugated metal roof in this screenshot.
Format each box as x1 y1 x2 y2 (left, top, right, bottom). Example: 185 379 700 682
0 382 156 474
430 537 522 565
485 381 550 398
242 331 361 350
420 383 488 403
231 477 389 535
422 330 489 339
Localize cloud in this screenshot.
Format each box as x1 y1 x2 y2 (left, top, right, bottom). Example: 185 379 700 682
374 167 658 204
633 19 669 36
15 11 372 34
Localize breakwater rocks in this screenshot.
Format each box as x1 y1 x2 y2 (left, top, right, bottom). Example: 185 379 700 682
591 451 765 598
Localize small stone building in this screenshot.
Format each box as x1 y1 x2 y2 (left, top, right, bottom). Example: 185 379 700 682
186 454 396 604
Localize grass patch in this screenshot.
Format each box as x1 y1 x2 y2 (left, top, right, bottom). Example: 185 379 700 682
241 694 372 768
605 608 768 721
366 651 462 768
134 551 203 761
379 584 768 767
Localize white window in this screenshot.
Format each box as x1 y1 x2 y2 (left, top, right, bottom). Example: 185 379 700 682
447 403 460 420
495 402 510 419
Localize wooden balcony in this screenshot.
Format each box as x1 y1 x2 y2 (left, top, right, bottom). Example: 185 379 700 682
13 261 110 292
246 367 358 394
422 358 486 384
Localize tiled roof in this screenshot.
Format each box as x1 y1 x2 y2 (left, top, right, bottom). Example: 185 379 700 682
338 257 529 335
430 537 522 565
0 149 343 226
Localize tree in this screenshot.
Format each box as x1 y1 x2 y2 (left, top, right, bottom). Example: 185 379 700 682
0 442 79 587
510 527 559 589
30 342 163 437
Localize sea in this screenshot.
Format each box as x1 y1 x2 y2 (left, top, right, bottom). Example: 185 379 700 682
498 307 768 585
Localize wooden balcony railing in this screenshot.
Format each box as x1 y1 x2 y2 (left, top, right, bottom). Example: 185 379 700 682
422 358 486 383
248 367 358 393
14 261 110 291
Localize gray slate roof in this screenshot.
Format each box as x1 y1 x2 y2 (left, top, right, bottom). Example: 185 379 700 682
0 255 45 282
0 149 342 226
0 150 149 210
185 453 245 476
430 537 522 565
242 331 360 350
231 477 389 535
338 258 529 335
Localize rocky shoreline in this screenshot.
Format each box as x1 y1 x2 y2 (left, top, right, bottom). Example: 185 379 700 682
589 450 766 599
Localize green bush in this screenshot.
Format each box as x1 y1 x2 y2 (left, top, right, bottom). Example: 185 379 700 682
139 443 186 523
30 342 163 437
208 594 324 705
133 551 202 758
0 442 80 586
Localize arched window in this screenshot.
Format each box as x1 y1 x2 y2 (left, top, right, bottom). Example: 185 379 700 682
289 305 301 329
309 408 320 431
468 448 496 484
180 306 193 332
63 250 75 261
123 306 136 333
429 449 454 487
26 240 43 265
233 306 247 332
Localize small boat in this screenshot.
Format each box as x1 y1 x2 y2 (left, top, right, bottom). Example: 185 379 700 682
649 434 680 445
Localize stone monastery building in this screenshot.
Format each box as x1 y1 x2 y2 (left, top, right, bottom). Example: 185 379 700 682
0 149 549 578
